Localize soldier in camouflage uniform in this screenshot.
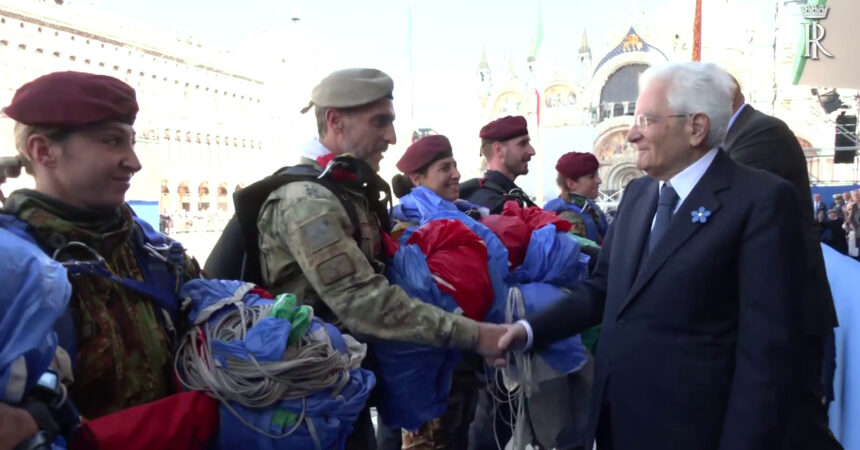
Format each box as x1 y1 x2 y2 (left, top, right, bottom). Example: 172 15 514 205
0 72 200 424
255 68 507 449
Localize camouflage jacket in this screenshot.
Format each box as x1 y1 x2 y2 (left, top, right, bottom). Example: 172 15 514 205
257 156 479 350
4 190 199 419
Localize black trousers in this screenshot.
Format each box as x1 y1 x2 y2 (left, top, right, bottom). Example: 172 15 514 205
784 334 842 450
346 406 378 450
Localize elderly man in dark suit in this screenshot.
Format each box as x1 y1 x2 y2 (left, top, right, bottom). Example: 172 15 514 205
725 77 841 449
493 62 811 450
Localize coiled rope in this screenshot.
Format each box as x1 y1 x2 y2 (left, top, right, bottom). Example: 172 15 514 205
174 302 366 443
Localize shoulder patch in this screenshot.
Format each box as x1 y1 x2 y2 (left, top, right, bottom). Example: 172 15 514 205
317 253 356 285
299 215 341 254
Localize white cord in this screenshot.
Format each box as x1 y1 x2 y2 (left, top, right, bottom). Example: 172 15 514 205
174 303 366 442
502 285 536 450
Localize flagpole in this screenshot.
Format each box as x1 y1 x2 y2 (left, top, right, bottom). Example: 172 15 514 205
408 0 415 122
692 0 702 61
534 0 545 205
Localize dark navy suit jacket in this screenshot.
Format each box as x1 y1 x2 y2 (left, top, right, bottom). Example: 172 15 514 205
529 150 806 449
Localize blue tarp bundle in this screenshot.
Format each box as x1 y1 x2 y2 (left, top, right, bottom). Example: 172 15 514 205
0 215 71 405
179 279 375 450
374 243 462 430
377 188 589 429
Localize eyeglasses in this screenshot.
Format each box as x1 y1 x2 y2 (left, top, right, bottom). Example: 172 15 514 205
633 114 691 130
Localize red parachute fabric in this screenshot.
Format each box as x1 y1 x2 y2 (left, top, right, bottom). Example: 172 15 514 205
407 219 493 320
480 201 573 270
479 214 530 269
71 391 218 450
501 201 572 233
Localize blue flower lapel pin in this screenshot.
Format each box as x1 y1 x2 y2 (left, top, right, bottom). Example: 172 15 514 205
691 206 712 224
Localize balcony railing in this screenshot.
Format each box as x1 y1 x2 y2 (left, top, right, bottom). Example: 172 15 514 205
805 147 860 185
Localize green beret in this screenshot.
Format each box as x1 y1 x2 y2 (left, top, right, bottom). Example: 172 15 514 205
300 68 393 113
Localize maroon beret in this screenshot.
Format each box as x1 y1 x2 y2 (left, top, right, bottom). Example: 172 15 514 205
479 115 528 142
556 152 599 180
3 71 138 128
396 134 453 174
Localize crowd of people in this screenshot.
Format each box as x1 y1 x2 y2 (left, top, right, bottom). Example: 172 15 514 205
817 190 860 257
0 60 851 450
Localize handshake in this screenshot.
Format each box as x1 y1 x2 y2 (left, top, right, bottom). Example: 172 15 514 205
474 322 530 367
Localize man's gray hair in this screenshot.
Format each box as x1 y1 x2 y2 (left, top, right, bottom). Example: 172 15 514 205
639 62 733 148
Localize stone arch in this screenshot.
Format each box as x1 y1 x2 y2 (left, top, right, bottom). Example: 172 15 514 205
588 51 665 112
593 123 643 192
543 83 577 109
593 124 635 164
159 179 171 213
492 91 526 117
217 182 229 212
178 181 191 211
598 63 649 120
604 161 644 192
197 181 210 211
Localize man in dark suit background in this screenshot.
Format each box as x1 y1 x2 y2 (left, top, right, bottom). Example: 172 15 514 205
814 193 828 216
492 62 811 449
725 78 840 449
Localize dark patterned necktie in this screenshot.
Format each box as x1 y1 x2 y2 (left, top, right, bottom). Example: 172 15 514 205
649 182 679 252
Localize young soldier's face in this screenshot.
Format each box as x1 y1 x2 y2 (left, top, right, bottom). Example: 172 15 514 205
568 171 602 200
499 135 535 177
411 156 461 201
50 121 141 209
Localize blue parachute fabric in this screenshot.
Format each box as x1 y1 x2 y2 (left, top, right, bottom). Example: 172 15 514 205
374 243 462 430
180 278 375 450
0 215 72 404
180 279 270 325
514 282 589 374
217 367 375 450
506 226 589 373
210 316 291 365
510 226 588 287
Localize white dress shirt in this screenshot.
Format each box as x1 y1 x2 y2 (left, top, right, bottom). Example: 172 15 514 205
727 103 747 131
299 137 332 161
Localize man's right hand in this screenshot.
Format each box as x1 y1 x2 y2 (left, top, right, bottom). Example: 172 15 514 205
492 323 529 367
474 322 530 367
0 402 39 450
474 323 509 364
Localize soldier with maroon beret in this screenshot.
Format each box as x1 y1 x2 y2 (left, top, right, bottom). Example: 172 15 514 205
391 134 458 201
459 115 538 213
0 71 201 443
545 151 609 245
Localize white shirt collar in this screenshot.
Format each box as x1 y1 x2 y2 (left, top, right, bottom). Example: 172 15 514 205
299 137 332 160
659 147 719 213
727 103 747 131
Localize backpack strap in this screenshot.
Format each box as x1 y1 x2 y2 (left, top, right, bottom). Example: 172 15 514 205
220 164 363 285
51 216 186 339
479 178 538 209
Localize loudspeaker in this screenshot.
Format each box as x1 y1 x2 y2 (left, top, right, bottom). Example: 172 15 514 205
819 90 844 114
834 113 857 164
